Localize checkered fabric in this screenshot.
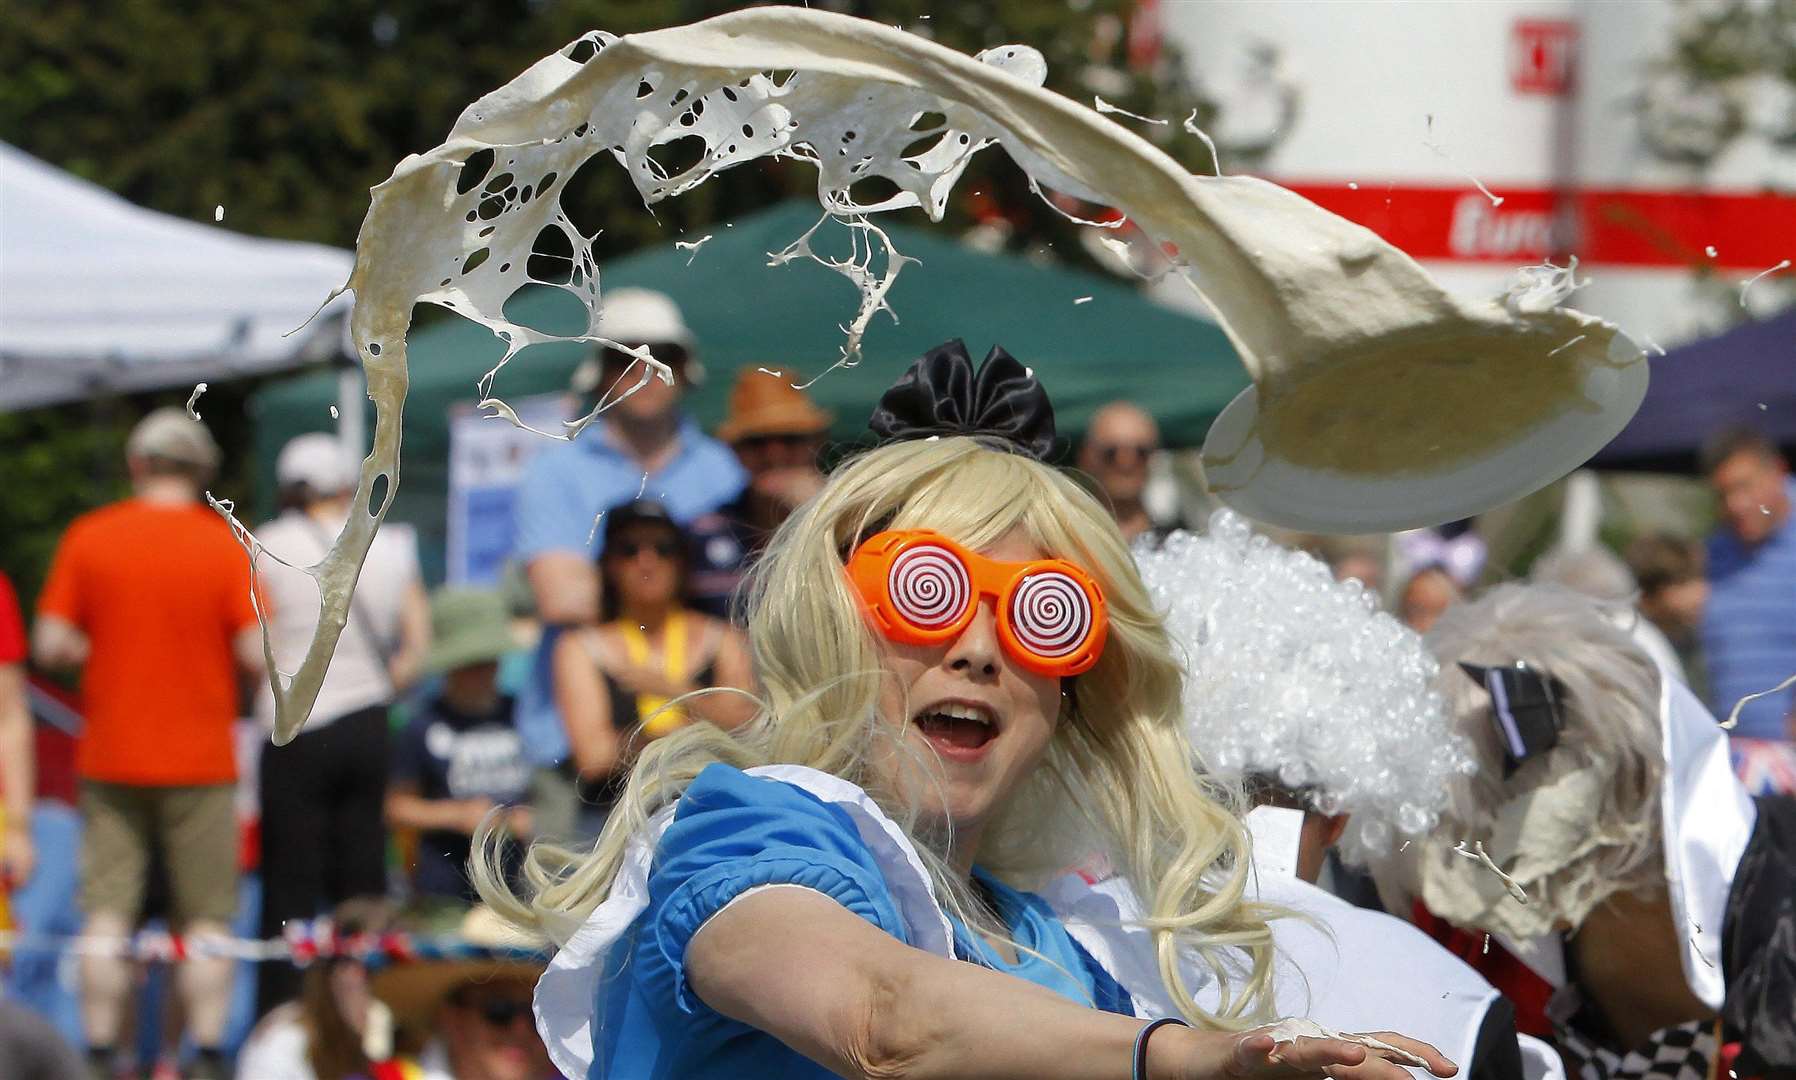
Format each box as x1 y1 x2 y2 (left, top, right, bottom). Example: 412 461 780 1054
1556 1018 1718 1080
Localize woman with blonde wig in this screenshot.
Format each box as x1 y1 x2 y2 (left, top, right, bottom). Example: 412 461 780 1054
475 342 1457 1080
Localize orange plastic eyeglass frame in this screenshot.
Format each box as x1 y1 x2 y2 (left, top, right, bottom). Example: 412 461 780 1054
845 529 1108 677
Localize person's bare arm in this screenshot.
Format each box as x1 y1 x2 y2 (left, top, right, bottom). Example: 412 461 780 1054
690 888 1455 1080
554 630 622 780
528 552 599 626
387 579 432 693
0 662 35 886
384 778 496 835
684 624 757 731
233 626 267 677
30 614 88 671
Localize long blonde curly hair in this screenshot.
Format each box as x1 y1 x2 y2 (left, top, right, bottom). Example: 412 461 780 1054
473 435 1277 1027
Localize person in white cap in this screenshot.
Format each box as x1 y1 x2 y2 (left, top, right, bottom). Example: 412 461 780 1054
250 432 430 1018
509 288 744 842
33 406 259 1080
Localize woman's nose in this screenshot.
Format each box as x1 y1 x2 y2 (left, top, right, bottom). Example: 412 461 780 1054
944 600 1001 677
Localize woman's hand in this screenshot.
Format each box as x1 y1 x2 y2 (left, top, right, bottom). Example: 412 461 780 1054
1157 1026 1455 1080
607 661 696 701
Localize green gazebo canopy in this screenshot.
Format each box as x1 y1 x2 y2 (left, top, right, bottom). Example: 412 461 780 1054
251 200 1247 581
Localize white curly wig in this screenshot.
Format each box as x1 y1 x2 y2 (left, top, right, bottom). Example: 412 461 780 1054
1134 510 1475 864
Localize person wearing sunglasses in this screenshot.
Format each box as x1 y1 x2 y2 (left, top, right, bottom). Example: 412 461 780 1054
511 288 747 844
476 341 1457 1080
550 500 755 838
372 906 556 1080
1076 401 1174 545
687 365 836 620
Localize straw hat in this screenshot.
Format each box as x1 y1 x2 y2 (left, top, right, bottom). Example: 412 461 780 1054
715 365 834 443
370 906 545 1034
424 588 517 675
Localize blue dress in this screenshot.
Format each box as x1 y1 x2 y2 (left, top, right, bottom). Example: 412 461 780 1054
585 763 1133 1078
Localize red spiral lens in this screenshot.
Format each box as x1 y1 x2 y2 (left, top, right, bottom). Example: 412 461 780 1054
886 543 972 631
1007 569 1093 658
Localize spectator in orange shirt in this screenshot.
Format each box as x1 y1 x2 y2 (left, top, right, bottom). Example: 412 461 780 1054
32 407 262 1080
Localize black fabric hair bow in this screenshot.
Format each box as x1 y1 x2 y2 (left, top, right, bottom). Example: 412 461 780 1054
867 339 1057 461
1459 661 1567 777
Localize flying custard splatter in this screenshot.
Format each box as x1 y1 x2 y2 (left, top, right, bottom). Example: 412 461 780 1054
1740 259 1792 308
257 7 1646 742
1452 839 1529 904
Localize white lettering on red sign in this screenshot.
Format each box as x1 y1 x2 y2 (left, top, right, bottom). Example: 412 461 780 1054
1448 194 1557 259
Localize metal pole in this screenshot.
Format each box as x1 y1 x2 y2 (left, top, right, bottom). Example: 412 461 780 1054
336 365 365 461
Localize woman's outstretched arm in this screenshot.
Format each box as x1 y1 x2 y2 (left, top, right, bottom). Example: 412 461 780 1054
688 886 1456 1080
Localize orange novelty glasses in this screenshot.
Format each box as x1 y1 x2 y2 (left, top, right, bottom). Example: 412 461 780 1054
845 530 1108 677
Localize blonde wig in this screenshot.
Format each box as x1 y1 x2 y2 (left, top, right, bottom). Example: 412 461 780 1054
1406 583 1666 937
473 436 1277 1028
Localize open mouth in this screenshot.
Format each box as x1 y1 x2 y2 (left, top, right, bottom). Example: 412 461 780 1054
912 701 999 759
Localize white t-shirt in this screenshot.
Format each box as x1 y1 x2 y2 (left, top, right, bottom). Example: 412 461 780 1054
252 510 420 731
235 1002 426 1080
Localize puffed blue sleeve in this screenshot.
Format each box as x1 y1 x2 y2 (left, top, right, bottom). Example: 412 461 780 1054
634 763 911 1016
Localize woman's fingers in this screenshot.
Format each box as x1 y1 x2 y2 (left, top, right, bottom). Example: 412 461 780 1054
1357 1033 1456 1077
1230 1033 1368 1077
1226 1030 1457 1080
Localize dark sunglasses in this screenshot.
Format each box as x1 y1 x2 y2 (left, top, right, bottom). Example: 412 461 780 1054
736 433 818 451
1095 443 1155 465
602 345 689 373
609 539 681 560
466 997 533 1027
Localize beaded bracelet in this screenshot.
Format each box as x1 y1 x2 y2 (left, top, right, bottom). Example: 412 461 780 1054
1132 1017 1190 1080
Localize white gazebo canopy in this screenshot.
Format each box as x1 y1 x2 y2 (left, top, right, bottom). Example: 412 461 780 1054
0 141 355 412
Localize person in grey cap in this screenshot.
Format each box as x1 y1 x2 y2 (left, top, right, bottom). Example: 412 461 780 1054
509 289 745 840
33 406 259 1080
249 432 430 1018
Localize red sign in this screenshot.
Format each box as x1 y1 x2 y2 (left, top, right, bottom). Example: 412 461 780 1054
1510 19 1578 96
1282 182 1796 270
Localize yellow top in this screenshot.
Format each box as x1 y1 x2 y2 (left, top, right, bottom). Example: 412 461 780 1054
617 611 689 738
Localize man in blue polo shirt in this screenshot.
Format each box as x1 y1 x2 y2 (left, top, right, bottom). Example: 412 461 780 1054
512 288 745 838
1699 425 1796 795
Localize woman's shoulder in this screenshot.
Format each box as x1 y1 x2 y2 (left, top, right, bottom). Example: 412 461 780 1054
233 1002 314 1080
661 764 957 953
672 762 866 828
555 622 613 663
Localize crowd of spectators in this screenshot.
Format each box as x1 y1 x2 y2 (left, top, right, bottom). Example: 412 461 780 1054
0 289 849 1079
1365 425 1796 797
1 288 1792 1079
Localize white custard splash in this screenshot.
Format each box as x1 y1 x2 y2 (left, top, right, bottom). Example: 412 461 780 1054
257 7 1646 740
